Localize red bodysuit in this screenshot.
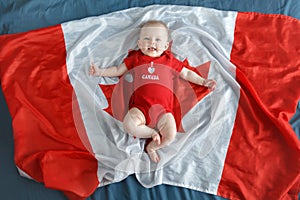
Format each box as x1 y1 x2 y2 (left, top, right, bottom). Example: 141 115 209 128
124 50 185 128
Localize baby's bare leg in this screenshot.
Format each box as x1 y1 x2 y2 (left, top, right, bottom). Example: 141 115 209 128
146 113 177 162
123 107 160 144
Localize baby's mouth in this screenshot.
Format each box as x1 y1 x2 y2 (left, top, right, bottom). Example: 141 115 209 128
148 47 157 51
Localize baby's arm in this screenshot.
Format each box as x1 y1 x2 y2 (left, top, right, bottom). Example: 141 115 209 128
180 67 216 90
89 63 128 77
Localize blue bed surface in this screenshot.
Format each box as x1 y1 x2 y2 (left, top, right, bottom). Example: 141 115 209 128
1 0 300 35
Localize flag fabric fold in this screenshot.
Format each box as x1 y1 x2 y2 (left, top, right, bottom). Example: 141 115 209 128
0 5 299 200
0 25 99 199
217 12 300 199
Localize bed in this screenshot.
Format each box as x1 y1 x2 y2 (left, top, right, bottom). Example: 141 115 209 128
0 1 299 200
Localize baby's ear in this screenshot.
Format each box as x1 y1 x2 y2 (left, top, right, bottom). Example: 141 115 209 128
164 41 170 50
166 40 172 51
137 40 141 48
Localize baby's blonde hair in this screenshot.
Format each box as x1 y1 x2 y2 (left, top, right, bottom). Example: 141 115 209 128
141 20 168 30
140 20 170 40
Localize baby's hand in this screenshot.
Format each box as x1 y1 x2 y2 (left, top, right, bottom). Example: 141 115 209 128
203 79 216 90
89 64 102 76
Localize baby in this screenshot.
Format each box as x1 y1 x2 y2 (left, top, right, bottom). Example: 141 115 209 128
89 20 216 162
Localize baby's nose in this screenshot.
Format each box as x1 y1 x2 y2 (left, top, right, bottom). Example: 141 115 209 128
150 39 156 44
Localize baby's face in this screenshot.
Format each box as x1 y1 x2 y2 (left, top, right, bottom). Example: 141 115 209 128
137 25 169 57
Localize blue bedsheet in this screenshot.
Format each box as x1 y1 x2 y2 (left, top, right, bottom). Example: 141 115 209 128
0 1 299 199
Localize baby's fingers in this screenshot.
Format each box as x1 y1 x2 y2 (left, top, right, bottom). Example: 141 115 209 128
209 80 216 90
205 79 216 90
88 67 94 75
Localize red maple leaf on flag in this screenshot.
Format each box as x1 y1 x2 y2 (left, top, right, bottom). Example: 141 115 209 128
99 61 211 133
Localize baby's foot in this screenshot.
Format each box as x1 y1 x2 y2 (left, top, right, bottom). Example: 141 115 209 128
146 145 160 163
151 132 161 145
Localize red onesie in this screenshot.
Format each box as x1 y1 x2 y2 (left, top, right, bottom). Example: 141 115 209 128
124 50 185 128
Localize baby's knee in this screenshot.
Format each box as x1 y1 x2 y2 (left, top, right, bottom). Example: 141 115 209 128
123 121 134 135
161 131 176 145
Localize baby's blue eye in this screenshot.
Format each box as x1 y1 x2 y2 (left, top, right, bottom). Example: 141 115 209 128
144 37 150 40
155 38 161 42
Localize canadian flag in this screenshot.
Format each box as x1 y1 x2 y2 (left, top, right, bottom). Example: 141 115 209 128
0 5 299 200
